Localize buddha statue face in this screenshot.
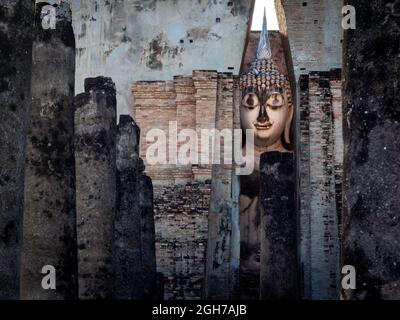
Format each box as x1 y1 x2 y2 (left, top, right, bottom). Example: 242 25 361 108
240 87 291 149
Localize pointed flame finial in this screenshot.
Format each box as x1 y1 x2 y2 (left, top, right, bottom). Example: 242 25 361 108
256 7 272 60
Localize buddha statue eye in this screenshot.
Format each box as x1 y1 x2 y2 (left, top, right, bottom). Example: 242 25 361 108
242 93 260 109
267 92 284 110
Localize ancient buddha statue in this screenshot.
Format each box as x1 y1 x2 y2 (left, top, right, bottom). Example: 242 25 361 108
239 9 293 299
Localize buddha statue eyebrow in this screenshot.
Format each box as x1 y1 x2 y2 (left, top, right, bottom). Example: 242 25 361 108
266 86 284 95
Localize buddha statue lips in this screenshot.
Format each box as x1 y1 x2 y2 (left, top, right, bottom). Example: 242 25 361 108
254 122 272 130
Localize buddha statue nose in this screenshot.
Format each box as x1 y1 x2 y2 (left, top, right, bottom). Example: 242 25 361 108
257 104 269 123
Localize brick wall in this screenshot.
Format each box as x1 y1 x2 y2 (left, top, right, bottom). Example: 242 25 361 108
154 182 211 300
133 81 177 183
133 71 222 184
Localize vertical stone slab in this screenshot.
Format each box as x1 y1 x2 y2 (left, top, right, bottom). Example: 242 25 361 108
298 74 311 299
156 272 165 300
259 152 298 300
139 170 157 300
229 78 241 299
330 70 343 235
0 0 34 300
308 72 340 299
342 0 400 300
114 115 143 299
299 71 342 299
21 2 77 300
204 73 235 300
74 77 117 299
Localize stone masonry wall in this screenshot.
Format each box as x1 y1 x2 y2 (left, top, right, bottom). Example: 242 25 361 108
154 182 211 300
40 0 254 118
133 71 221 184
276 0 343 81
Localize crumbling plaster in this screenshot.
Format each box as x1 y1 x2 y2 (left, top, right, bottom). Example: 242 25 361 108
37 0 254 119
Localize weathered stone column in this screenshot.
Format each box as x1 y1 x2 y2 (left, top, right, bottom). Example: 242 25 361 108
342 0 400 300
259 152 298 300
156 272 165 300
0 1 34 300
229 77 242 299
308 72 340 299
21 2 77 300
138 169 157 300
204 73 236 299
114 115 143 300
74 77 117 299
298 74 311 299
298 71 341 300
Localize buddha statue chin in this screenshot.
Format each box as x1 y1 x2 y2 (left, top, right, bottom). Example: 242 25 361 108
238 8 293 299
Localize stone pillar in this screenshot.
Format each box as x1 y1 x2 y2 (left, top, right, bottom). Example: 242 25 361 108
114 115 143 299
21 2 77 300
259 152 298 300
156 272 165 300
309 72 340 299
330 70 343 236
204 73 235 299
139 170 157 300
229 78 241 299
74 77 117 299
298 74 311 299
342 0 400 300
0 1 34 300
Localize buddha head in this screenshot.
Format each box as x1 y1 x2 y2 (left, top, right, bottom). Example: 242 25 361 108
239 10 293 152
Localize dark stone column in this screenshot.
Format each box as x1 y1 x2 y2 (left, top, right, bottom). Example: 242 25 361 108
259 152 298 300
305 72 340 299
342 0 400 300
20 2 77 300
114 115 143 299
74 77 117 299
138 169 157 300
156 272 165 300
298 74 311 299
0 0 34 300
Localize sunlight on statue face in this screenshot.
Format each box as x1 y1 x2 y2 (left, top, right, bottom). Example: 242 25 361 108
240 89 289 148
